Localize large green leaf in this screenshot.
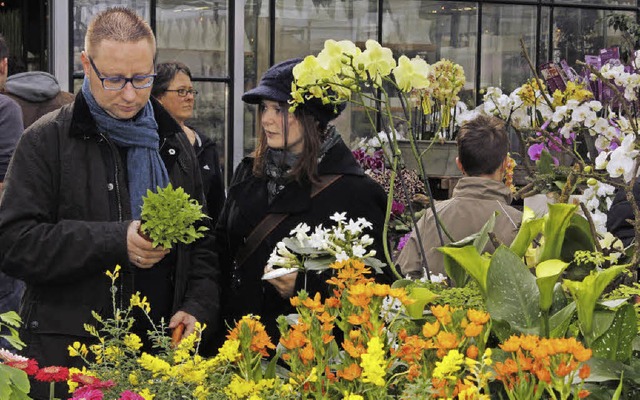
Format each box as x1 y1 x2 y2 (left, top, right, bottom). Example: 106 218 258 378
563 264 628 343
438 246 490 294
486 246 540 334
538 203 577 262
549 301 576 338
509 207 545 258
591 303 637 363
536 259 569 312
471 211 497 254
560 214 596 261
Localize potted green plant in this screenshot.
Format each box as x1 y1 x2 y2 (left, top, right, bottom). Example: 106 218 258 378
139 183 209 249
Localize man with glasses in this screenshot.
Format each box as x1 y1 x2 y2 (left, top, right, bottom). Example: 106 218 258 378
0 8 219 398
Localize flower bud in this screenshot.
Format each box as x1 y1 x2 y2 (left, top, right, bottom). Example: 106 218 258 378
587 178 597 187
583 165 592 173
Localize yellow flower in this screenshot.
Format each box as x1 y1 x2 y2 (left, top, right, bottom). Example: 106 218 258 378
105 264 121 282
432 349 464 380
138 388 155 400
66 367 95 393
216 339 241 363
354 39 396 87
360 336 386 386
123 333 143 351
128 371 139 386
68 341 88 358
129 292 151 313
225 375 258 399
393 55 431 92
193 385 209 400
343 392 364 400
138 352 171 376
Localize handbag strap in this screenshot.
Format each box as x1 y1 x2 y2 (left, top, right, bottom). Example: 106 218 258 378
235 174 343 267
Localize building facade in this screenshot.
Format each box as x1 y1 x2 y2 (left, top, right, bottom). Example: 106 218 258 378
1 0 638 183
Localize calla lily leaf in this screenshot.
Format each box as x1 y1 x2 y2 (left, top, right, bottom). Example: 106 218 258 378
510 207 545 258
538 203 577 262
438 245 490 294
404 286 440 319
536 259 569 312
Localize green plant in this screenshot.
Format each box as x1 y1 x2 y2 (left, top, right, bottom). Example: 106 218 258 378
140 183 209 249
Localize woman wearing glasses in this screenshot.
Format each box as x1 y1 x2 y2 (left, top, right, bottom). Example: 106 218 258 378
152 62 225 223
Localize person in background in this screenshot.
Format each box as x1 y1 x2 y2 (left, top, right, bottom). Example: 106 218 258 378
0 33 25 350
607 179 640 248
151 61 225 223
213 58 393 346
0 9 219 399
396 115 522 280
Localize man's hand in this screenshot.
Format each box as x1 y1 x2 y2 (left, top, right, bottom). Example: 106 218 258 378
264 265 298 298
127 220 169 269
169 310 198 339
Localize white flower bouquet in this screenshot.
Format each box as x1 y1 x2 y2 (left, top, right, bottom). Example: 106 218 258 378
262 212 386 280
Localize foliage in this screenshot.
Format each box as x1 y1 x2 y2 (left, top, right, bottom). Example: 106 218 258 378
0 311 24 351
139 183 209 249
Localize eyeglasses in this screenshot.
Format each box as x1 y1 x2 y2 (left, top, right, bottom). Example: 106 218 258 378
88 56 156 90
165 88 199 97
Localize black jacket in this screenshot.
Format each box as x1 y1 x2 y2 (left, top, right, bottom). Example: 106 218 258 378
0 93 219 383
193 130 225 224
214 137 391 343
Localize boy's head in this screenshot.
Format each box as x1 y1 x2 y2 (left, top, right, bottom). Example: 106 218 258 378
456 115 509 177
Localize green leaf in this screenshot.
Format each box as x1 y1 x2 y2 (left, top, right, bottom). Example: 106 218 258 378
538 203 577 262
509 207 545 258
563 264 628 343
548 301 576 338
560 214 596 262
486 246 540 334
591 303 636 362
438 245 490 294
404 286 440 319
303 257 333 271
471 211 498 254
537 149 556 174
535 259 569 312
612 371 624 400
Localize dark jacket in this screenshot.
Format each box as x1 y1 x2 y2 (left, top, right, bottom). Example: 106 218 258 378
0 93 219 395
4 71 75 128
193 130 225 224
214 137 391 344
606 179 640 247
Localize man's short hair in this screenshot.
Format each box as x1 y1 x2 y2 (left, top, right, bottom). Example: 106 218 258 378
0 34 8 60
84 7 155 56
456 115 509 176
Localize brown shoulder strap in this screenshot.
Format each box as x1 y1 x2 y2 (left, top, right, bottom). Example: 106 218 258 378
235 174 343 267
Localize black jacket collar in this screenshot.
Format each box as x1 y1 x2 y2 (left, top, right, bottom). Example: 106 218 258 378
69 91 182 140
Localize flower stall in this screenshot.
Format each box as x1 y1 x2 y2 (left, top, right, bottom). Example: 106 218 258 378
2 34 640 399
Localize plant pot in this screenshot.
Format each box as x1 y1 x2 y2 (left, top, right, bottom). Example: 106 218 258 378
397 139 461 178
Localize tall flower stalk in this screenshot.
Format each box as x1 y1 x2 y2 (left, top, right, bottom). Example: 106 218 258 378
290 39 465 280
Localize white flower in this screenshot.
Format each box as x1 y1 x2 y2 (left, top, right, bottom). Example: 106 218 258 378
352 244 366 258
335 251 349 262
0 348 28 362
345 219 362 235
594 151 609 170
330 212 347 223
290 223 310 241
357 217 373 230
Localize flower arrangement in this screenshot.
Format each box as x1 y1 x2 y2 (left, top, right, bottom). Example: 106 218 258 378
289 39 466 276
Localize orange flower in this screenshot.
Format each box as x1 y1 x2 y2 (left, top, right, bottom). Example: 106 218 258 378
534 365 552 383
347 310 371 326
290 296 301 307
516 350 534 372
520 335 539 352
227 315 276 356
302 292 324 313
300 343 315 364
389 287 413 305
579 363 591 380
371 283 390 297
578 389 590 399
572 345 592 362
435 331 459 351
322 333 334 344
431 305 452 325
280 328 307 350
464 322 483 338
348 329 362 341
342 339 365 358
337 362 362 381
466 309 490 325
466 345 479 359
422 320 440 338
499 335 522 353
407 363 421 381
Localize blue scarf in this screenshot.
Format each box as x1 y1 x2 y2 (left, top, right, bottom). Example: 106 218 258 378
82 78 170 219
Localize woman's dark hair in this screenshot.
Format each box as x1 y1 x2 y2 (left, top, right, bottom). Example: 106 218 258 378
151 61 192 98
252 105 324 184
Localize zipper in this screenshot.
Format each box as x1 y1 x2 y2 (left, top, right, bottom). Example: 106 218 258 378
99 132 124 223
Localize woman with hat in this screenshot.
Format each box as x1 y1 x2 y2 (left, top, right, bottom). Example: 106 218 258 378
213 58 392 345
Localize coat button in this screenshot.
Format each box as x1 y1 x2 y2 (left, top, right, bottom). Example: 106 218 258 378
30 320 39 329
168 148 176 155
107 183 114 191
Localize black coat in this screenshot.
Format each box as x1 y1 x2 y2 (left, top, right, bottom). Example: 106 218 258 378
193 130 225 224
606 178 640 247
214 137 392 344
0 93 219 397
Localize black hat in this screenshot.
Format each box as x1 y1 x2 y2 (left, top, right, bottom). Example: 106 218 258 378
242 57 346 125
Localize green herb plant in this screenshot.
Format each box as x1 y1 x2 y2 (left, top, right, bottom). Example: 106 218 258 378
139 183 209 249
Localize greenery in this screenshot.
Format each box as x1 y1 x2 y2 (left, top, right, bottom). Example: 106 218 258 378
139 183 209 249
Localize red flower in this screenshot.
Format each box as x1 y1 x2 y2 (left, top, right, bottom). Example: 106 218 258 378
34 365 69 382
118 390 144 400
71 387 104 400
6 359 39 375
71 373 116 389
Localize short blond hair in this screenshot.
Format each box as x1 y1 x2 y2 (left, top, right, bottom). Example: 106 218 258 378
85 7 155 56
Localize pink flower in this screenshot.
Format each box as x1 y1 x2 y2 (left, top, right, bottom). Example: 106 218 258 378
397 232 412 251
71 386 104 400
391 200 405 216
118 390 145 400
